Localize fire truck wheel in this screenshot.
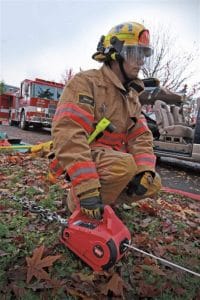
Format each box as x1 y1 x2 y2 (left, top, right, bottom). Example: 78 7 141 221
20 111 29 130
8 113 14 126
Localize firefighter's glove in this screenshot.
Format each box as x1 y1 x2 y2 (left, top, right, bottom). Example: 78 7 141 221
80 191 103 219
127 171 161 197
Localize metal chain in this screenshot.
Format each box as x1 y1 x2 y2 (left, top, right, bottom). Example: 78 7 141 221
0 191 68 226
1 192 200 278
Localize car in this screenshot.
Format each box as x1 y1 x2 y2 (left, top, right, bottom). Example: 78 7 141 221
139 81 200 163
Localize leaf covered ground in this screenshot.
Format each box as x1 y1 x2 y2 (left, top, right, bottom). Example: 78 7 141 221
0 152 200 300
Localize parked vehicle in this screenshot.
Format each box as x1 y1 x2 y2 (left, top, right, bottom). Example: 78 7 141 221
0 84 19 124
140 84 200 163
188 98 200 126
8 78 64 129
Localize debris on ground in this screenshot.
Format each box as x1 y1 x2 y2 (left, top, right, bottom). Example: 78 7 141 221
0 152 200 299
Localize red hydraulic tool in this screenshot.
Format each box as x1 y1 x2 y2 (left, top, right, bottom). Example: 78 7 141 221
60 205 131 271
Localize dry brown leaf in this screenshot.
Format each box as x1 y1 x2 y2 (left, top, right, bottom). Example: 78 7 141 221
10 283 26 299
65 287 94 300
26 245 62 283
157 198 199 219
173 286 186 296
163 235 174 243
143 257 156 265
138 202 157 216
165 245 178 254
138 281 161 297
154 244 166 257
133 233 149 246
144 264 166 276
72 272 96 283
101 272 126 297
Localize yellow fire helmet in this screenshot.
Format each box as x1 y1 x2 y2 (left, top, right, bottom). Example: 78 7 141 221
92 21 153 63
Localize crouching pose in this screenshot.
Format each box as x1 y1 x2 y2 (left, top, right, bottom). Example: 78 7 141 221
52 21 161 219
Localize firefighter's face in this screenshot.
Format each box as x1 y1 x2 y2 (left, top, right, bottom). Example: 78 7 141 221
121 46 148 78
123 57 142 78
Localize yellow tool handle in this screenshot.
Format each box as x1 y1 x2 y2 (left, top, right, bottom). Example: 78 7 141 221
0 118 110 151
87 118 111 144
0 141 53 152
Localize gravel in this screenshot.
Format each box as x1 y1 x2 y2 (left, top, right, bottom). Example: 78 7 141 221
0 124 51 145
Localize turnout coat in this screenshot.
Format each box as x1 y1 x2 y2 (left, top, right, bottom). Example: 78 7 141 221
52 64 156 204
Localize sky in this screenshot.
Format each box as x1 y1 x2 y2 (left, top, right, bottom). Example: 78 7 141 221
0 0 200 88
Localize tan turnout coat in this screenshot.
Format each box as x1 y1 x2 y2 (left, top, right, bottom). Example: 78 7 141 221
52 64 156 207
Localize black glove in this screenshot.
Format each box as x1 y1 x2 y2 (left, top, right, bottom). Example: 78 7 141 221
80 196 104 219
126 171 155 196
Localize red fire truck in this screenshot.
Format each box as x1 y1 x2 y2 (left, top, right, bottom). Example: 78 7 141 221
8 78 64 129
0 84 19 124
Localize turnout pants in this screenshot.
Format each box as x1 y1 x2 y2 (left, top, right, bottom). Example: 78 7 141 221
67 147 138 212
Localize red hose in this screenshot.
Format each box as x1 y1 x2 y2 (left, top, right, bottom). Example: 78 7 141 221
162 187 200 201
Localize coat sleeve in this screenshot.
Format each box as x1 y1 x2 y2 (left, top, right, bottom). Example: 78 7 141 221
52 73 101 196
126 95 156 175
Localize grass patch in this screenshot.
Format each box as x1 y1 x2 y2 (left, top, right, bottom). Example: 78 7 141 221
0 152 199 299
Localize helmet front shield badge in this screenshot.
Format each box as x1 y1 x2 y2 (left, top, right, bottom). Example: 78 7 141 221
120 29 153 66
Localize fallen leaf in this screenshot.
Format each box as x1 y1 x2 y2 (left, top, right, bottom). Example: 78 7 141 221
7 267 27 282
13 235 25 245
194 229 200 237
173 286 186 296
140 217 152 228
0 174 7 180
65 287 94 300
26 245 62 283
72 272 96 283
157 198 199 219
142 264 166 276
133 233 149 246
10 283 26 299
101 272 126 297
163 235 174 244
154 244 166 257
139 201 157 216
138 281 161 297
143 257 156 265
165 245 178 254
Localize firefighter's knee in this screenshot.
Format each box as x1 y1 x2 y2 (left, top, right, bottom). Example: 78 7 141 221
99 153 137 204
109 153 136 182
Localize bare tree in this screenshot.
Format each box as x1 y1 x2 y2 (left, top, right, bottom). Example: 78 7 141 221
60 68 75 85
0 81 5 95
141 26 199 95
185 82 200 98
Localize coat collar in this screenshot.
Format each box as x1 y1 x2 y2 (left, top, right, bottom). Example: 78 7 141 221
101 64 144 95
101 64 126 92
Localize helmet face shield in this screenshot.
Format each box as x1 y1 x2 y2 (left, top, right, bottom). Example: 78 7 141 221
92 22 153 64
120 45 153 66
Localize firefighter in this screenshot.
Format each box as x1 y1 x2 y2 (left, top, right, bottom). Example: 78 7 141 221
52 21 161 219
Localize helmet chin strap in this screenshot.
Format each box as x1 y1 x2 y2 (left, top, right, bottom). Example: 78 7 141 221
118 56 132 86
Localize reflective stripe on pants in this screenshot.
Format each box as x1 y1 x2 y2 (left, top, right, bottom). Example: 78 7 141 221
67 147 137 212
